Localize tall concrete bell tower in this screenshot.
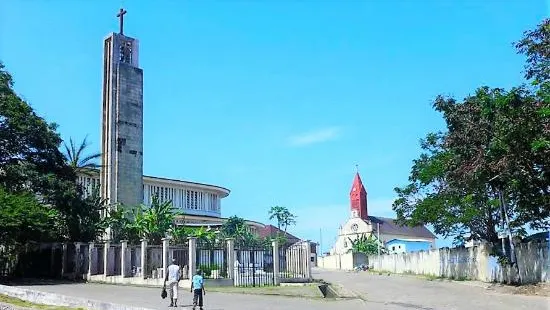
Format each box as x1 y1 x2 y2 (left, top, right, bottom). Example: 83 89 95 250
100 8 144 212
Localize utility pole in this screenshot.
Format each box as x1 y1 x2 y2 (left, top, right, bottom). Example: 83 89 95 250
319 228 323 256
377 222 381 268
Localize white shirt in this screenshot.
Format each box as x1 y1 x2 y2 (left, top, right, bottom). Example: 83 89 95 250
167 264 180 281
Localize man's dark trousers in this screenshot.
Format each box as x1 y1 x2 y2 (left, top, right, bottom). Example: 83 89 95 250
193 289 203 307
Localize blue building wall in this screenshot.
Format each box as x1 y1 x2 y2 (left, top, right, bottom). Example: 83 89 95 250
386 239 432 253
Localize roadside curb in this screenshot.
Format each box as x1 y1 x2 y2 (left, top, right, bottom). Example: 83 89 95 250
0 285 155 310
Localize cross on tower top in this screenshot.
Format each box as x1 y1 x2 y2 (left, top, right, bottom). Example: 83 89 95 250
116 8 127 35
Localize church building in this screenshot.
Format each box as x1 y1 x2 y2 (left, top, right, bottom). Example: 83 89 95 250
329 172 436 255
77 9 267 237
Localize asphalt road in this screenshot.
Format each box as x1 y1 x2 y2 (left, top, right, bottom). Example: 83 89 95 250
313 268 550 310
10 269 550 310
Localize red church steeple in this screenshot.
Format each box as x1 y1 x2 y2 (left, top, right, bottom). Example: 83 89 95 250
350 172 368 220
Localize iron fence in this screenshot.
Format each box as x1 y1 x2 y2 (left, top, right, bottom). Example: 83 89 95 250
111 245 122 275
234 244 275 287
196 240 227 279
96 246 104 275
0 243 63 279
170 242 189 278
129 246 140 277
146 245 163 278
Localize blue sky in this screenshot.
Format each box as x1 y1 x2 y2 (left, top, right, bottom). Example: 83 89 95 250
1 1 548 252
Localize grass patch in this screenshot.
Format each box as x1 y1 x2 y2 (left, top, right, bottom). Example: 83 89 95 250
0 294 86 310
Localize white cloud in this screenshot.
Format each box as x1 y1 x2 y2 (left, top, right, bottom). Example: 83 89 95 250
286 198 397 252
287 127 341 147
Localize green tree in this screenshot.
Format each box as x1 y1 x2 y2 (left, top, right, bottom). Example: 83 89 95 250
128 195 180 244
393 86 549 246
392 21 550 248
0 62 71 194
0 187 58 245
268 205 297 235
0 62 108 243
348 234 384 255
515 18 550 84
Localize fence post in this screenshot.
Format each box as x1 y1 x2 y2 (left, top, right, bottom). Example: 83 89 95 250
87 242 94 279
121 240 128 277
61 242 68 278
226 238 235 280
162 238 170 279
140 239 148 279
50 244 56 277
188 237 197 279
272 240 280 285
305 240 312 280
103 241 110 277
74 242 82 280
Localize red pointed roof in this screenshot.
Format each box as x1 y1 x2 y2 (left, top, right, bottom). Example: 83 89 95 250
350 172 366 193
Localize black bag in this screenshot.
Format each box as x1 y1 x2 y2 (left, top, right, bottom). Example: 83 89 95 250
161 286 167 299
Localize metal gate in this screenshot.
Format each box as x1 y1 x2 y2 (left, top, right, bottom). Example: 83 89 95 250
234 244 274 287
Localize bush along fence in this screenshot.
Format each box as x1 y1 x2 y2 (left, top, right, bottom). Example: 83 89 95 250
0 238 313 288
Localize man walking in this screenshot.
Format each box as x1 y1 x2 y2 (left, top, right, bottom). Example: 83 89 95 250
164 258 181 307
190 269 205 310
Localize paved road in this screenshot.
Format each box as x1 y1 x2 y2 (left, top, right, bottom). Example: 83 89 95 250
313 268 550 310
14 282 364 310
11 270 550 310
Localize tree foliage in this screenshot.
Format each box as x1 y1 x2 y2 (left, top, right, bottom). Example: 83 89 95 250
0 62 109 243
515 18 550 84
127 195 181 244
0 187 58 245
393 20 550 247
268 205 297 234
348 234 385 255
62 136 101 176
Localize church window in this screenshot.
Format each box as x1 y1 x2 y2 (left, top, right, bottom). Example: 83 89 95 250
344 241 348 248
392 246 395 251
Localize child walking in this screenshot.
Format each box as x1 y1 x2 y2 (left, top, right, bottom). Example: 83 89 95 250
190 269 205 310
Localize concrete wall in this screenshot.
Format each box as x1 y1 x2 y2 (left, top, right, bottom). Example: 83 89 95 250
386 239 432 254
364 242 549 284
317 252 368 271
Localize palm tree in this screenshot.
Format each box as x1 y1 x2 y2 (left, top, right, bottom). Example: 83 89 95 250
129 195 179 244
62 135 101 175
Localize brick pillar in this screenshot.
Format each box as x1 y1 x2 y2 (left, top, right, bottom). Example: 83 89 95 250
188 237 197 279
121 240 128 277
103 241 110 277
226 238 235 279
87 242 94 279
162 238 170 279
140 239 148 279
61 243 68 278
272 240 280 285
305 240 312 280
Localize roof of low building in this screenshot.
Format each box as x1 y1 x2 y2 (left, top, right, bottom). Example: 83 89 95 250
368 216 436 240
257 224 300 241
